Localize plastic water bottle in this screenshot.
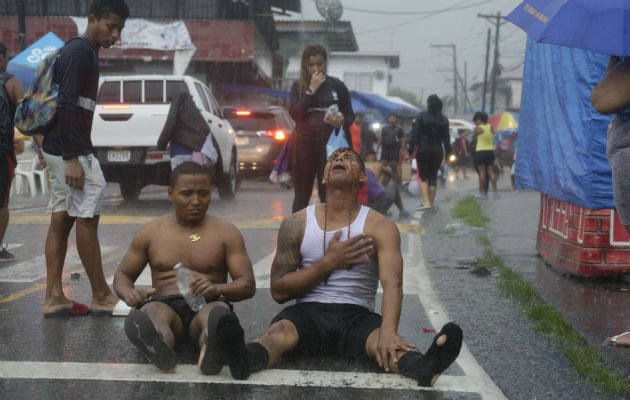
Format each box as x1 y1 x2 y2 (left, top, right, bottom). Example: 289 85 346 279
326 104 339 117
173 263 206 311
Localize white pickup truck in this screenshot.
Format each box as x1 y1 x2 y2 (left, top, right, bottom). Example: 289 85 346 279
91 75 238 201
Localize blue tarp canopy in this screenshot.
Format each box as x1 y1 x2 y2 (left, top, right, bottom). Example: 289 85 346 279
7 32 64 90
515 37 614 209
350 90 420 119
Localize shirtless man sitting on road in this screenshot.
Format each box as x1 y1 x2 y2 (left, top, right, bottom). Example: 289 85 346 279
207 148 463 386
113 161 255 373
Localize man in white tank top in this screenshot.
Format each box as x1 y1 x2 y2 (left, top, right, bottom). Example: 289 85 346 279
207 149 463 387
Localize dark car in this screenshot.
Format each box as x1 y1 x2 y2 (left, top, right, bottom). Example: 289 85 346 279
224 106 295 179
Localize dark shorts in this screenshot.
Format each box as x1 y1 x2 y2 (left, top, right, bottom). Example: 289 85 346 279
380 145 400 162
138 295 232 336
369 184 396 215
475 150 495 167
1 152 16 208
271 302 382 360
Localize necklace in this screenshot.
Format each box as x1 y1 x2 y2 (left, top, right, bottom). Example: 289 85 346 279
189 233 201 242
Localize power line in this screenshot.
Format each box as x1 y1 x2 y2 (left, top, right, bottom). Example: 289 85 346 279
354 0 493 36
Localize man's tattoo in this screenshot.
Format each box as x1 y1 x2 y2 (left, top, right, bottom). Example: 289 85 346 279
271 213 305 281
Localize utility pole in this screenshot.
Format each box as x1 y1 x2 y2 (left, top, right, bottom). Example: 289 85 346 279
431 44 457 115
478 12 507 113
17 0 27 51
464 61 469 112
482 29 491 112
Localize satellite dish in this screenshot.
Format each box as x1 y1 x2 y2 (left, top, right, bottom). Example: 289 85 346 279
315 0 343 22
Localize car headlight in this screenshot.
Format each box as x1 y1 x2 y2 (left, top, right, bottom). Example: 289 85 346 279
448 154 457 163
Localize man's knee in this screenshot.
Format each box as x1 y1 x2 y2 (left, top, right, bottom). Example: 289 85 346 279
263 319 299 347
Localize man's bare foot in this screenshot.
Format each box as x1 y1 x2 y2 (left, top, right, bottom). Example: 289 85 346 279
605 332 630 347
90 292 119 312
42 296 75 315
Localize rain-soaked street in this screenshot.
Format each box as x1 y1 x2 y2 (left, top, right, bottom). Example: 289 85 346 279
0 176 628 399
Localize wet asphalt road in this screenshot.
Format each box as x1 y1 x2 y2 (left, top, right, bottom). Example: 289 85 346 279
0 175 628 399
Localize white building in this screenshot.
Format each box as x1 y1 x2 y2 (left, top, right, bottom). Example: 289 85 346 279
286 51 400 97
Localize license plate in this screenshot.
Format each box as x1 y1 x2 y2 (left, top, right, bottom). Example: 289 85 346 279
236 137 249 145
107 150 131 162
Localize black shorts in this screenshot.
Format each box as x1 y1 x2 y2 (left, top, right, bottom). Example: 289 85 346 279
475 150 495 167
1 152 16 208
138 295 232 336
271 302 382 360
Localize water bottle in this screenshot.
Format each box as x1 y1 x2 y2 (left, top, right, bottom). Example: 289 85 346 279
173 263 206 311
326 104 339 117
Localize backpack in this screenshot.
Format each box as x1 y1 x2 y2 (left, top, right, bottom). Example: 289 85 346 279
13 49 60 136
0 72 14 153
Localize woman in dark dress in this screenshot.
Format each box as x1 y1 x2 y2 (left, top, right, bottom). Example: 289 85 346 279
411 95 451 211
288 44 354 213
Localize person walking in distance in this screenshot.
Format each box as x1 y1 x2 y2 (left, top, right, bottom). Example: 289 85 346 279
411 95 452 211
288 44 354 213
0 41 24 261
376 113 405 183
349 113 362 154
41 0 129 316
472 111 499 199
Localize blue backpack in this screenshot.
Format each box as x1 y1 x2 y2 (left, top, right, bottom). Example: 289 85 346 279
13 49 60 136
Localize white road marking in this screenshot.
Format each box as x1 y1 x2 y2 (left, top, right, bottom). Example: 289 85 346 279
0 246 116 283
403 234 507 400
0 361 472 393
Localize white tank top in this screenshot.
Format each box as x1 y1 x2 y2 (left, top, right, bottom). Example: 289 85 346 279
297 204 379 311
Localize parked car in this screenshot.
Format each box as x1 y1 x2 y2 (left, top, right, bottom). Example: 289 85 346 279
223 106 294 179
92 75 238 201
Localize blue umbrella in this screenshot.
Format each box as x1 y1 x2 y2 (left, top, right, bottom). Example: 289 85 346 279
506 0 630 57
7 32 64 90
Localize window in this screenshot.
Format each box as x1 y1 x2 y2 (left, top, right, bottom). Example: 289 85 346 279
204 87 221 117
343 72 374 92
97 81 121 103
145 80 164 104
194 83 210 112
123 81 142 103
166 81 188 102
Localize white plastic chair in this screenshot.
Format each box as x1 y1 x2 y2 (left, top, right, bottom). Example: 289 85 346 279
13 155 39 195
33 162 48 194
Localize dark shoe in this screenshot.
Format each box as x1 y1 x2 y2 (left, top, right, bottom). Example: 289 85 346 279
415 322 463 386
215 312 250 380
124 309 177 372
0 247 15 262
199 307 228 375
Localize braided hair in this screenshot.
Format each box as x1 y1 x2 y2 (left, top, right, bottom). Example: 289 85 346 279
322 148 366 255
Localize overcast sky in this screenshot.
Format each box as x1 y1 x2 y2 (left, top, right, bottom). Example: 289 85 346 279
283 0 527 101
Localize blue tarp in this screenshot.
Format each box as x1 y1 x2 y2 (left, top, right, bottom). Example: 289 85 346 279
515 37 614 209
7 32 64 90
350 90 420 118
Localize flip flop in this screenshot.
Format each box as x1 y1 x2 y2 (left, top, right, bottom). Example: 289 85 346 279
415 322 463 386
44 301 89 318
199 306 228 375
124 309 177 372
603 332 630 347
89 309 113 316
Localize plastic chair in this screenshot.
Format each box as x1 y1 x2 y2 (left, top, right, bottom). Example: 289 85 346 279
33 162 48 194
13 154 39 195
